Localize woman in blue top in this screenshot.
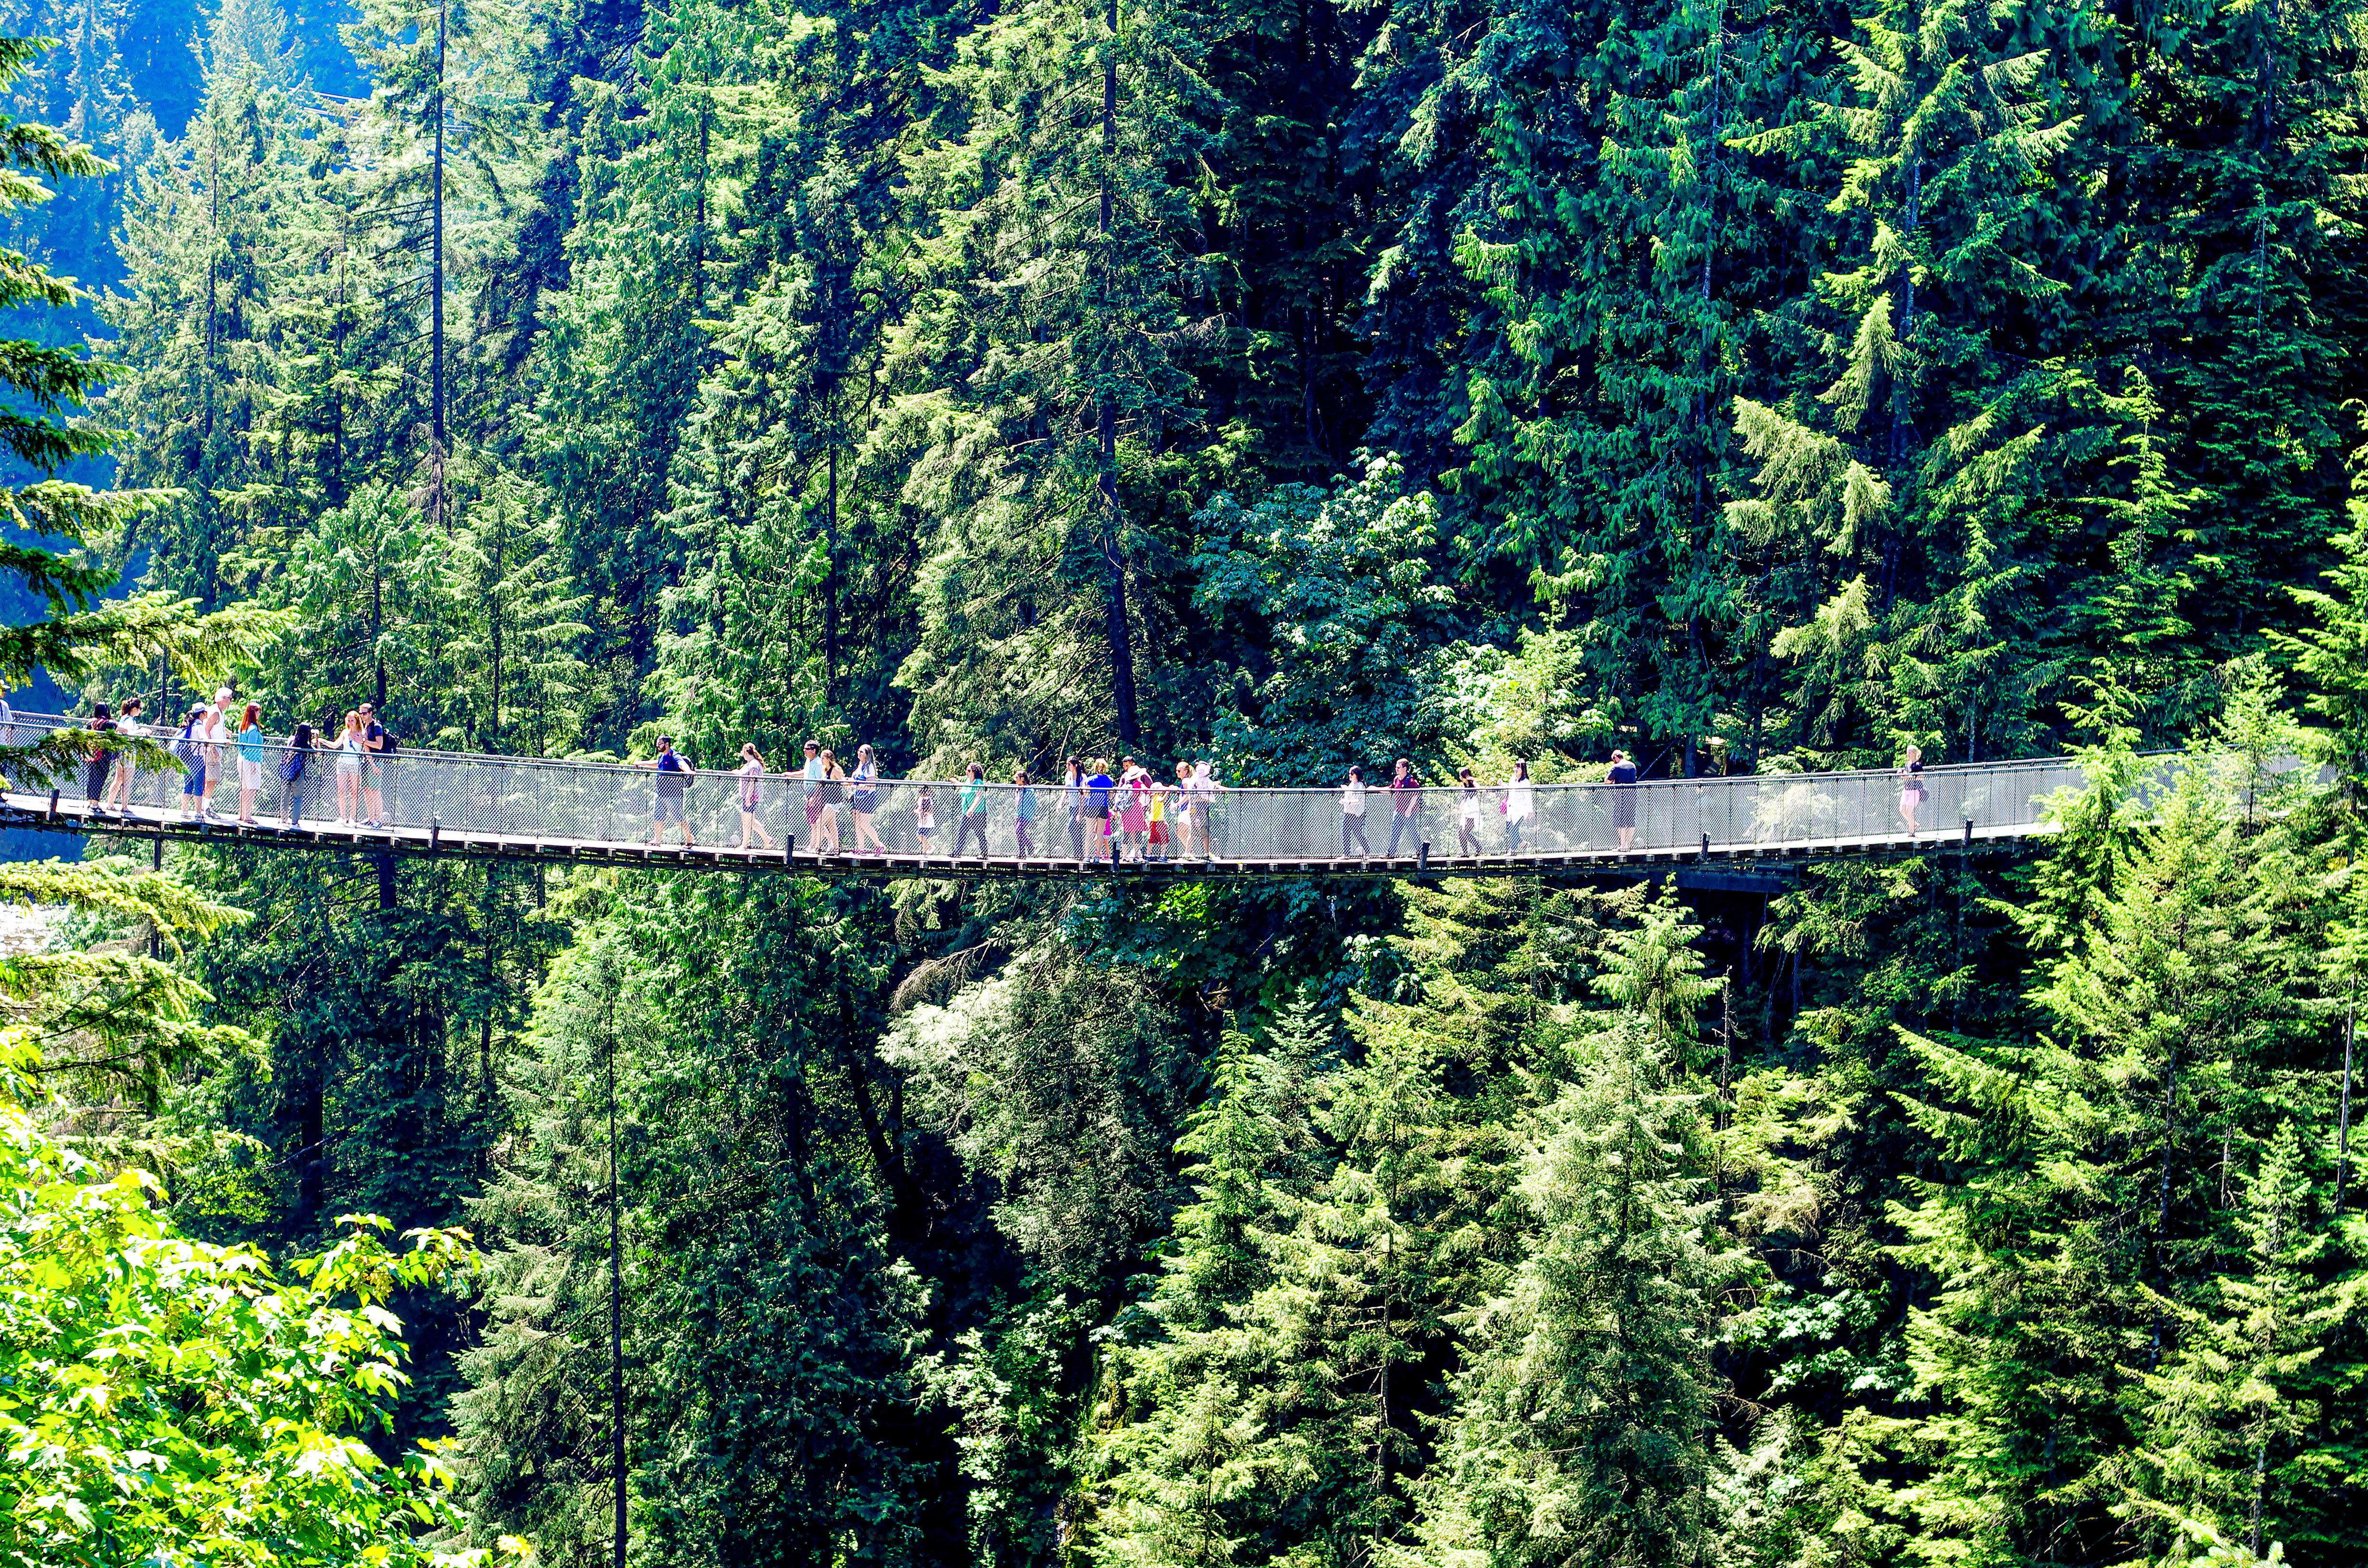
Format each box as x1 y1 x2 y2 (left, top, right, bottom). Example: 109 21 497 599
955 763 991 858
1013 767 1038 858
236 702 266 824
1084 760 1115 865
175 704 211 821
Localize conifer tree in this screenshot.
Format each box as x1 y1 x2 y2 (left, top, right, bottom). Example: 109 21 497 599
1415 896 1743 1568
893 0 1217 752
1089 997 1383 1568
2121 1121 2361 1561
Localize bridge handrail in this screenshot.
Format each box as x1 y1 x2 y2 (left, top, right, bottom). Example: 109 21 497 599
0 708 2117 790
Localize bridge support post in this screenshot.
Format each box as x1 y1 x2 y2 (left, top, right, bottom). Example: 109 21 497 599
45 788 57 821
786 834 796 865
1701 832 1711 861
1962 816 1973 849
1418 840 1429 873
429 818 441 855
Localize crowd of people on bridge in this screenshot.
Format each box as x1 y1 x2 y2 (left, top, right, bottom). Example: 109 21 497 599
20 689 401 831
690 743 1653 862
18 689 1940 857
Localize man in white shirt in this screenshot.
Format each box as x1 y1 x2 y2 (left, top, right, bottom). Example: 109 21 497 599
201 687 234 819
1187 761 1221 859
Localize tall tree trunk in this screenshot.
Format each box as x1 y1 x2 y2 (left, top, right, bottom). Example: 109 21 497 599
2337 980 2356 1214
825 445 839 703
2150 1043 2179 1366
430 0 448 532
608 1017 628 1568
1098 0 1140 743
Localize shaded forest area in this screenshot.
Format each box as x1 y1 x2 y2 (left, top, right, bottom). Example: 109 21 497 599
10 0 2368 1558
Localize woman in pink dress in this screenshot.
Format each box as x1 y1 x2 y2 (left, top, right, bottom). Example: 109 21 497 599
1119 756 1151 860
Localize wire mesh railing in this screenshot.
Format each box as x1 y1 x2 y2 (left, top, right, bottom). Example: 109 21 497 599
0 709 2110 863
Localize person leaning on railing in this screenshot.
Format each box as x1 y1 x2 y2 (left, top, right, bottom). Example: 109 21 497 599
80 702 116 809
636 736 697 847
103 697 145 813
277 721 321 827
1607 749 1639 851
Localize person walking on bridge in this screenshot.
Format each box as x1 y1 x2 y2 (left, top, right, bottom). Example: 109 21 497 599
1607 749 1640 851
1189 761 1223 860
333 712 368 826
81 702 115 812
1456 766 1485 856
1340 765 1369 858
1147 775 1171 861
956 763 991 858
1014 767 1038 858
1120 757 1150 861
278 720 319 827
1171 761 1197 858
173 705 209 821
1064 757 1085 861
102 697 144 814
640 736 696 847
359 703 391 827
850 744 885 854
735 743 777 850
1386 758 1420 858
800 740 824 844
1084 760 1115 865
816 749 847 853
202 688 234 819
1505 760 1533 855
1899 744 1927 834
235 703 265 825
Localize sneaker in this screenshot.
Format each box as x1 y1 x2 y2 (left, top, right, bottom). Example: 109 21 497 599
363 819 380 829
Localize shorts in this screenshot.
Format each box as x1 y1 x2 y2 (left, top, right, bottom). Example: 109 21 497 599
805 796 825 825
183 765 207 798
1149 821 1167 844
655 791 687 822
239 759 262 790
852 792 876 813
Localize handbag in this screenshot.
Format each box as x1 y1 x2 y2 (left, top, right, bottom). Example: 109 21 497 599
277 750 305 783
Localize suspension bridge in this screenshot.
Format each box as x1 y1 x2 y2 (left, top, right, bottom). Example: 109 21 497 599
0 711 2102 882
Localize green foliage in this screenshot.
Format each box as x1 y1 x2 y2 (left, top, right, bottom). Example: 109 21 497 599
50 0 2368 1557
0 1040 497 1568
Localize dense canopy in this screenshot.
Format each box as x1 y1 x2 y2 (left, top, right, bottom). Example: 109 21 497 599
2 0 2368 1559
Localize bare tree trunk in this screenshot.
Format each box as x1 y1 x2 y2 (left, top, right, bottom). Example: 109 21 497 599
1098 0 1140 743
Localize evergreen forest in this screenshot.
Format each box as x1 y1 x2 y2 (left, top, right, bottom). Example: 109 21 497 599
7 0 2368 1559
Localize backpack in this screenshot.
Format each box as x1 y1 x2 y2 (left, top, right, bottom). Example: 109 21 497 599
278 748 305 783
